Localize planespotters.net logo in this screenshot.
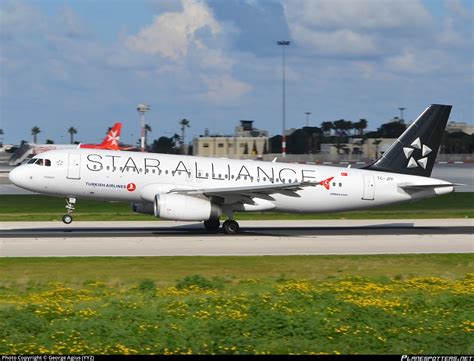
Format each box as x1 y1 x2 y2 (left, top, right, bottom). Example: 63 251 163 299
401 356 473 361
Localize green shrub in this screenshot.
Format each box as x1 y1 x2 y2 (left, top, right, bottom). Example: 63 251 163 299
176 274 224 290
138 279 156 292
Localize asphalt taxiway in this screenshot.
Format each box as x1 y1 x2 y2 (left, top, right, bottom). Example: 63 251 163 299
1 219 472 257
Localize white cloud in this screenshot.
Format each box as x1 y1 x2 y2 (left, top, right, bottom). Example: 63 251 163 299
445 0 472 19
283 0 432 31
201 74 252 103
193 48 235 71
0 0 44 34
58 6 86 38
282 0 433 57
290 26 377 55
125 0 220 61
124 0 251 103
384 49 448 75
438 17 466 47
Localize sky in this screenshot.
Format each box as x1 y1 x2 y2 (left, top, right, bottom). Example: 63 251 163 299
0 0 472 145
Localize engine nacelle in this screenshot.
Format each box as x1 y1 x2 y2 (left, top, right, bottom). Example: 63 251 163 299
154 194 221 221
131 202 154 215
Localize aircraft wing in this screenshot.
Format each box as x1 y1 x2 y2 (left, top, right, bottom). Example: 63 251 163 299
169 181 317 202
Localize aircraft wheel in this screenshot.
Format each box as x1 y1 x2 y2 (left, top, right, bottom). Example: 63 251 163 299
62 214 73 224
203 219 220 232
223 220 240 234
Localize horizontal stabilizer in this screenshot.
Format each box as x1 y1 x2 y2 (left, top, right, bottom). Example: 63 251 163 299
398 182 462 190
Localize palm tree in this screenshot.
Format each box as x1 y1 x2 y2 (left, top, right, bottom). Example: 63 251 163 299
333 119 346 137
321 121 333 137
68 127 77 144
356 119 368 136
144 124 152 149
331 143 347 155
179 118 190 154
31 126 41 144
346 120 354 136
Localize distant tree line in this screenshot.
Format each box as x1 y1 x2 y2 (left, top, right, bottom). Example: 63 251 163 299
7 118 473 155
269 118 473 155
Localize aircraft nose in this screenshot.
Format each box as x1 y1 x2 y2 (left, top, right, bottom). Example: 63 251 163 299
9 166 28 187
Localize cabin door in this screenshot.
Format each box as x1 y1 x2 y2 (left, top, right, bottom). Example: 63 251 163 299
362 174 375 200
67 153 81 180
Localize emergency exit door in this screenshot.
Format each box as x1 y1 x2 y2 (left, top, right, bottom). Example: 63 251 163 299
67 153 81 180
362 174 375 200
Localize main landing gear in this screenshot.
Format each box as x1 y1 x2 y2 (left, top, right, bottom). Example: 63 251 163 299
203 219 220 233
222 220 239 234
203 218 240 234
62 197 76 224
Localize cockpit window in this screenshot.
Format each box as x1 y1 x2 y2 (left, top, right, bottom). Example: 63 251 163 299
31 158 52 166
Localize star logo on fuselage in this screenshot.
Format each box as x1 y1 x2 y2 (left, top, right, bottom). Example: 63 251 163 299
319 177 334 190
403 137 431 169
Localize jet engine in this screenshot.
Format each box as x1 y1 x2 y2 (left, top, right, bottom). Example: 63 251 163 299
154 194 221 221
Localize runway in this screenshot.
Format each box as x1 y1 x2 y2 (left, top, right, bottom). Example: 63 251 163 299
1 219 472 257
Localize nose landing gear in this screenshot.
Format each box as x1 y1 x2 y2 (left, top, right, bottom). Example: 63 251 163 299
62 197 76 224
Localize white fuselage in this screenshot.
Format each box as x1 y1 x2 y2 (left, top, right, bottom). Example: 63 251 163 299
9 148 454 215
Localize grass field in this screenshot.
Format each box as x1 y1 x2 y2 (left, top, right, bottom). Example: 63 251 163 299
0 192 473 221
1 255 473 354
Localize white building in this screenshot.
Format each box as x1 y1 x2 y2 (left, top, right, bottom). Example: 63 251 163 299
446 121 474 135
193 120 269 158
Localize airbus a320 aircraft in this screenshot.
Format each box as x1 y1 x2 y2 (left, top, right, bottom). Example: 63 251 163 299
9 104 457 234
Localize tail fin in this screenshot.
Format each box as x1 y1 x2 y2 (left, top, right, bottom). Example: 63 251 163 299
365 104 452 177
100 123 122 150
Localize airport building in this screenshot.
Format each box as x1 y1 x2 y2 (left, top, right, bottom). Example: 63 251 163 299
446 121 474 135
193 120 269 158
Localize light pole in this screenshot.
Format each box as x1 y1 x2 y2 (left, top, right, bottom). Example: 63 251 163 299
398 107 406 123
305 112 311 127
137 104 150 152
277 40 290 158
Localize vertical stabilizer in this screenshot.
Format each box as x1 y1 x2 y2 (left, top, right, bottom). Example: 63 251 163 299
100 123 122 150
365 104 451 177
